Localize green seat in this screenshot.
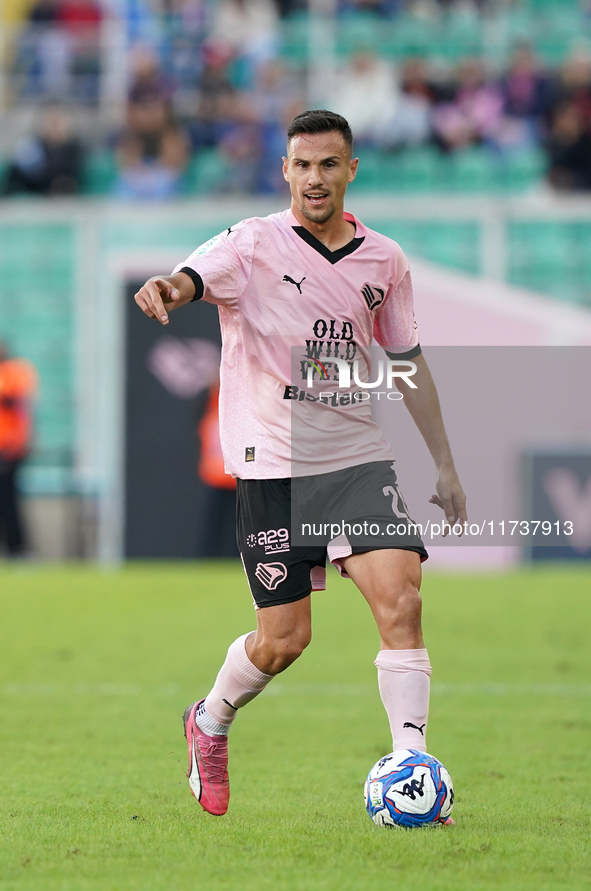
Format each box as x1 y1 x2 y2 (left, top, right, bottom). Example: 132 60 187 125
183 149 230 196
503 148 546 192
82 150 118 195
507 222 579 297
395 148 440 193
280 12 310 64
352 149 384 192
448 148 498 193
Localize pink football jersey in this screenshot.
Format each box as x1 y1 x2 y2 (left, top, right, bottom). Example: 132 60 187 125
174 209 420 479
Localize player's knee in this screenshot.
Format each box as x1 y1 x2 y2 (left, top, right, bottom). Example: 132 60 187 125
377 583 423 632
255 629 311 674
276 628 311 668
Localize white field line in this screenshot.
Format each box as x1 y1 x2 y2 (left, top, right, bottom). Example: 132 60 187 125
1 682 591 697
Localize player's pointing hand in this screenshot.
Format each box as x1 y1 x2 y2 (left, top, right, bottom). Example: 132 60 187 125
134 277 180 324
134 273 196 324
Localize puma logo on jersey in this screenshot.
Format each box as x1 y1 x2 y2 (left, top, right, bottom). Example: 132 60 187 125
403 721 426 735
283 275 306 294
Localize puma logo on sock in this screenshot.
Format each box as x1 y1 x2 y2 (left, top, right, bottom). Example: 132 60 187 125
403 721 426 735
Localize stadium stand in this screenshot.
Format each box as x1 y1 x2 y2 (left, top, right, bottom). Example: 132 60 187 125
1 0 591 201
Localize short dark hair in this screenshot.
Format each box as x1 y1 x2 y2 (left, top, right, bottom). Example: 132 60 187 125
287 109 353 152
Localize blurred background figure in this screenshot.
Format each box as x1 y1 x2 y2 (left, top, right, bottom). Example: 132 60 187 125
195 382 238 558
496 44 553 151
0 344 37 559
374 56 435 149
333 50 398 145
2 105 86 195
14 0 102 103
546 101 591 191
210 0 280 70
432 57 503 151
113 93 189 200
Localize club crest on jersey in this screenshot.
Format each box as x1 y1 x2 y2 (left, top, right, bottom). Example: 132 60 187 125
361 283 385 311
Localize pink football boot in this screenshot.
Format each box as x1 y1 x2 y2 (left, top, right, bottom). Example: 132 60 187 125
183 701 230 816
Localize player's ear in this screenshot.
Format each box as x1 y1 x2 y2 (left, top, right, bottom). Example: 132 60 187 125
348 157 359 183
282 156 289 181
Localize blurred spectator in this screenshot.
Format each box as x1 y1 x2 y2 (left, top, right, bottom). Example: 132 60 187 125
15 0 69 99
57 0 102 32
29 0 59 24
57 0 103 102
250 59 303 192
546 101 591 191
274 0 307 14
211 0 280 69
251 58 301 124
339 0 403 15
163 0 208 116
501 46 551 121
114 97 189 199
217 95 263 193
333 50 398 145
2 106 85 196
374 57 435 149
431 57 503 151
15 0 103 102
188 42 236 149
128 46 175 105
0 343 37 558
497 45 553 149
550 53 591 133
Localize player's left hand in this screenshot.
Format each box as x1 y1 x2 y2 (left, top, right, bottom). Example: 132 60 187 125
429 465 467 536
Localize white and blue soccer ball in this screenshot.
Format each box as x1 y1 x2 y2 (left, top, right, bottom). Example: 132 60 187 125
364 749 454 828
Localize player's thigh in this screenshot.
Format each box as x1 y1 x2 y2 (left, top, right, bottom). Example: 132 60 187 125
237 477 326 610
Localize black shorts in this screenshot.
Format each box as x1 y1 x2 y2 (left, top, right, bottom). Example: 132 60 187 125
236 461 428 609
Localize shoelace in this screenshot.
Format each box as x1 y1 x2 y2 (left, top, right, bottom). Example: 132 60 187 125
197 738 228 785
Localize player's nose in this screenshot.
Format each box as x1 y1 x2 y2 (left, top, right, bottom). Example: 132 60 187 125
306 166 324 186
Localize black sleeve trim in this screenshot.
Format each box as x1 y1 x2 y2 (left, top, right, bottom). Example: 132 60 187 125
385 344 422 361
180 267 204 302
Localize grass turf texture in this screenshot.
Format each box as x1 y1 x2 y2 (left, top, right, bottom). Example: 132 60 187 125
0 563 590 891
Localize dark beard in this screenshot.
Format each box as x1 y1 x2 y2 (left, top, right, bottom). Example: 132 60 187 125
298 200 336 224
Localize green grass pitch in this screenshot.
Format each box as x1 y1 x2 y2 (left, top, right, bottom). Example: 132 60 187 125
0 561 590 891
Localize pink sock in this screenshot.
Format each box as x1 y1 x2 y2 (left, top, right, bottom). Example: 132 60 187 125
201 633 273 732
374 648 432 753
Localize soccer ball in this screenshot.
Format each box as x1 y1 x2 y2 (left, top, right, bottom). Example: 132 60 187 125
364 749 454 828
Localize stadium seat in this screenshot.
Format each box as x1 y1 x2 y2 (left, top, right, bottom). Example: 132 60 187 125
352 149 384 191
82 150 118 195
395 148 440 193
503 148 546 192
184 149 230 196
507 222 582 298
448 148 497 193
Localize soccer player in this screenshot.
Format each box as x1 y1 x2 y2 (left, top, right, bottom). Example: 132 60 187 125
134 110 466 819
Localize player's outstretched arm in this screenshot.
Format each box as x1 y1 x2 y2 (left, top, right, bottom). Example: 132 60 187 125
134 272 196 325
396 352 467 532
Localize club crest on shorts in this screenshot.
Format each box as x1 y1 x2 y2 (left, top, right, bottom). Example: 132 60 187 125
361 283 385 311
254 562 288 590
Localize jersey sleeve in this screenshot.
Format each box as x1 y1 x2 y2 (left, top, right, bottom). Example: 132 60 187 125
373 254 421 359
173 221 255 308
